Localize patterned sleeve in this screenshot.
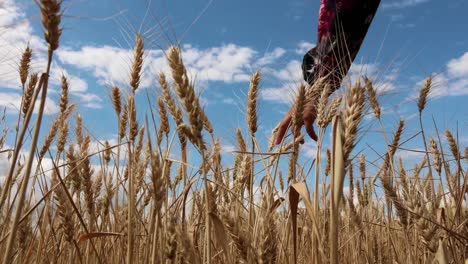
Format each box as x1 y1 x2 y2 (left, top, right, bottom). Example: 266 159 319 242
317 0 337 42
318 0 379 43
304 0 380 88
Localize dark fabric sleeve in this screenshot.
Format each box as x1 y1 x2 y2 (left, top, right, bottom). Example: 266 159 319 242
303 0 381 90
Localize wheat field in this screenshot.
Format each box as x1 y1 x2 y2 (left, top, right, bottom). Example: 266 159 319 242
0 1 467 263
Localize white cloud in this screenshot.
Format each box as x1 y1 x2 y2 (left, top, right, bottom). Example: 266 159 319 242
75 93 104 109
302 140 318 159
277 60 303 81
343 186 359 206
0 0 47 89
88 137 120 156
260 82 298 104
382 0 430 9
182 44 256 83
354 63 400 93
221 144 236 153
0 148 59 197
347 63 379 83
57 43 257 88
221 98 236 105
0 92 22 113
0 92 59 115
0 0 96 113
57 45 141 88
407 52 468 101
256 48 286 66
51 69 89 93
0 1 45 53
447 52 468 77
397 23 416 29
265 60 303 82
389 13 404 22
296 41 315 55
396 149 425 161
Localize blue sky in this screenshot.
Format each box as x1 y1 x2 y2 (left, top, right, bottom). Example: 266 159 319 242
1 0 467 168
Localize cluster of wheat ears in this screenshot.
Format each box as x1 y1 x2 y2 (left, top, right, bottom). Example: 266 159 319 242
0 1 467 263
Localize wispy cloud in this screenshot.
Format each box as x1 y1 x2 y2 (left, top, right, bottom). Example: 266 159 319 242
0 92 60 115
266 60 303 82
57 43 257 88
221 98 237 105
396 148 425 161
260 82 298 104
256 48 286 67
221 144 236 153
295 41 315 55
382 0 430 9
75 93 104 109
0 0 46 89
57 45 149 88
406 52 468 101
447 52 468 77
347 63 379 83
182 44 256 83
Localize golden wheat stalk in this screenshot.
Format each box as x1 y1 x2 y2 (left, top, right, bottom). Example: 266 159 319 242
247 71 261 135
418 77 432 113
364 77 381 119
40 0 63 52
130 34 144 93
342 82 365 161
157 96 170 145
22 73 38 117
19 46 32 88
60 75 69 114
316 84 330 128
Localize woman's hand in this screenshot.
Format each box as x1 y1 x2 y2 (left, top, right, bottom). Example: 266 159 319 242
274 105 318 145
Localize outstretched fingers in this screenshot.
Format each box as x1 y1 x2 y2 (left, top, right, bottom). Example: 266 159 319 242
304 118 318 141
274 115 292 145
